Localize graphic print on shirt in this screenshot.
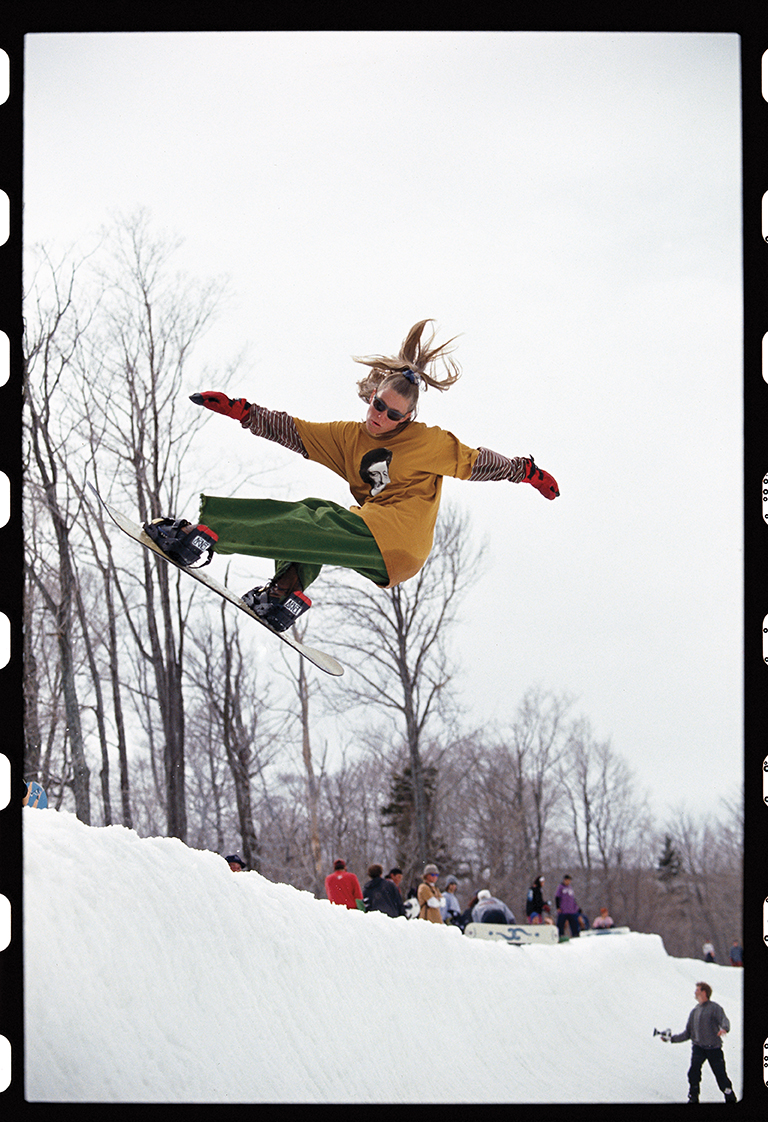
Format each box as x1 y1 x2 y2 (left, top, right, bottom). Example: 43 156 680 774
359 448 393 498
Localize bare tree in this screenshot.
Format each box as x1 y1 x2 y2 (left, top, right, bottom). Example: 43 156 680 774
23 550 46 784
23 251 93 822
426 731 489 887
23 221 229 835
183 598 280 871
285 625 326 895
657 799 742 961
82 209 226 840
72 566 113 823
326 504 482 868
71 486 134 827
438 691 571 912
557 717 648 909
317 748 394 887
503 688 572 873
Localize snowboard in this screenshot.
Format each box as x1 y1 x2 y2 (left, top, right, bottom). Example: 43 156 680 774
464 922 559 945
89 484 344 677
580 926 630 936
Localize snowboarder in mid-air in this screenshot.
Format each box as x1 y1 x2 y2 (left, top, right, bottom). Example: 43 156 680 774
145 319 560 631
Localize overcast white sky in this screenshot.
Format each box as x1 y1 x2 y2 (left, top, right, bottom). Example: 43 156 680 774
22 31 743 822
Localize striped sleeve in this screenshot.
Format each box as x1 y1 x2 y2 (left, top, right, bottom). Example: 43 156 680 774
469 447 528 483
241 405 309 457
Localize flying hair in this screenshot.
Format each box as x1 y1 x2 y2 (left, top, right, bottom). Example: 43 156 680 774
353 319 462 418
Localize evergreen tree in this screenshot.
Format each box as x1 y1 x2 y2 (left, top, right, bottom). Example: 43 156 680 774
657 834 682 889
381 764 450 886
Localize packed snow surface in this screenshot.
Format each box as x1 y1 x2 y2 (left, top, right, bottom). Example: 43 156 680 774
23 809 743 1104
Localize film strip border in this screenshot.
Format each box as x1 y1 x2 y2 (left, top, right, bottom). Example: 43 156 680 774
0 34 16 1103
0 21 764 1112
754 41 768 1107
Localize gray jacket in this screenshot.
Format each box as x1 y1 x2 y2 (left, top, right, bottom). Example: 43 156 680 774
671 1000 730 1049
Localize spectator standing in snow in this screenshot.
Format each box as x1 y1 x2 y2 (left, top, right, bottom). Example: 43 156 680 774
417 864 444 923
363 864 406 918
471 889 516 925
525 875 546 922
388 867 419 916
555 874 580 938
225 854 246 872
660 982 737 1104
729 940 743 967
325 859 363 910
592 907 614 929
702 941 716 963
440 876 461 924
385 868 404 902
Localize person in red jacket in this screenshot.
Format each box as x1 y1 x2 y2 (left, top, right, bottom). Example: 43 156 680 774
324 859 363 909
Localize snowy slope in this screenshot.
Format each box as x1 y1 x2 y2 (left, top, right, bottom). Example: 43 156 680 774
22 809 743 1104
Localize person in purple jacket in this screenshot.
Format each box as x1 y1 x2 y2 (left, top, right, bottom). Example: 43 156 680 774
555 874 580 938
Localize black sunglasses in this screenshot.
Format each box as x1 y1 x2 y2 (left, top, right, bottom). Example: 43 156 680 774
372 395 411 422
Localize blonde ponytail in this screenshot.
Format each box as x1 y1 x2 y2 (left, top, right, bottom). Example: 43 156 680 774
354 319 461 415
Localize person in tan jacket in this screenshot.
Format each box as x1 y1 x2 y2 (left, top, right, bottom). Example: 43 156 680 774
417 864 444 923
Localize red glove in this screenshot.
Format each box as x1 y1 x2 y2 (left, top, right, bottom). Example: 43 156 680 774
189 392 251 423
522 456 559 499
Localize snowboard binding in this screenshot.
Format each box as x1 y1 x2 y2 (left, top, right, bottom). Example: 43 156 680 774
143 517 218 568
241 583 312 632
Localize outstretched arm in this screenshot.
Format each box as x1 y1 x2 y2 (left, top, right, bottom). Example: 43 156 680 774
241 404 308 456
470 447 559 498
190 393 308 457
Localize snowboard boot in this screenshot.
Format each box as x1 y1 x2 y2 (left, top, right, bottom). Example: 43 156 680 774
144 517 218 568
241 578 311 632
723 1089 737 1104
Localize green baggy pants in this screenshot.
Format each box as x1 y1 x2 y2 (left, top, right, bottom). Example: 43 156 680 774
198 494 390 592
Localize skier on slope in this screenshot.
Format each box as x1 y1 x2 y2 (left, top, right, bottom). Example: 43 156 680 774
144 320 559 631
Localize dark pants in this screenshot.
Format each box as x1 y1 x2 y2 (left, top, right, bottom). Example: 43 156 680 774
558 912 580 938
481 909 507 924
687 1044 733 1099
